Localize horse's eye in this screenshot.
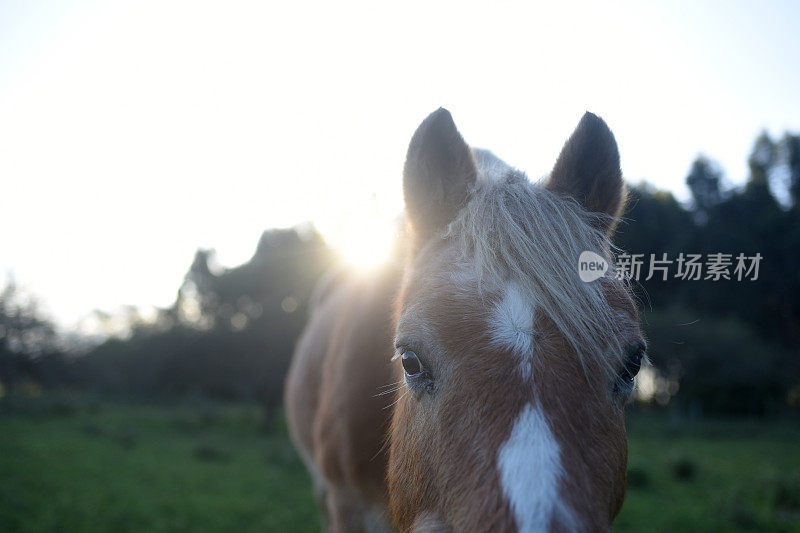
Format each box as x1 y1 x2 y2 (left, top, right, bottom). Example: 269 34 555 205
401 351 423 376
621 344 645 383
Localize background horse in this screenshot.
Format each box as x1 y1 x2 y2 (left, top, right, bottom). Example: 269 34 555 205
285 108 646 532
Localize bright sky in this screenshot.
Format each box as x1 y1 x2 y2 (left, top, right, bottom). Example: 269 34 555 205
1 0 799 331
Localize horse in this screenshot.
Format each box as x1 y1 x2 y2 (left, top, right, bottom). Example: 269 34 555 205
285 108 646 532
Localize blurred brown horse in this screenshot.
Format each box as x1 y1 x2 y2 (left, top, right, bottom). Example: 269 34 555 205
285 109 646 532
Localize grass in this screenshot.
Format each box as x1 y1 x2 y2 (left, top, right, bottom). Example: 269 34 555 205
0 395 798 532
616 411 800 532
0 395 317 532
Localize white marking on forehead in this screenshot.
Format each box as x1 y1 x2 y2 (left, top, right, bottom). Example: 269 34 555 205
498 403 573 532
489 282 536 379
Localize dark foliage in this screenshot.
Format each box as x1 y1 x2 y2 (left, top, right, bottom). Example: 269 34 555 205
2 131 799 416
69 228 335 409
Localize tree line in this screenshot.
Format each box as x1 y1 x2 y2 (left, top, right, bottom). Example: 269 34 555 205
1 131 799 416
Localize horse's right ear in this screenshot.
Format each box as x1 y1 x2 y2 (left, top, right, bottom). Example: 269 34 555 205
403 108 477 246
545 112 626 235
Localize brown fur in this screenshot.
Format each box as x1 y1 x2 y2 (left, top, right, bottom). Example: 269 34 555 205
387 242 640 531
285 109 643 532
285 265 401 531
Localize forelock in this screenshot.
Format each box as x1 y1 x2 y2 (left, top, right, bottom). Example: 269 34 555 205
444 152 628 379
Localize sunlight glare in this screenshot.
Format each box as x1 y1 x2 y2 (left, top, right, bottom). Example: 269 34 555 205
316 195 400 272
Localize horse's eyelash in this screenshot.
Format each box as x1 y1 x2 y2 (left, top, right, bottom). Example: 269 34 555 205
391 344 410 361
393 341 418 355
392 345 432 374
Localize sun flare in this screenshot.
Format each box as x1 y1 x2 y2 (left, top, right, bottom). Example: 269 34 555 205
333 224 396 271
315 198 401 272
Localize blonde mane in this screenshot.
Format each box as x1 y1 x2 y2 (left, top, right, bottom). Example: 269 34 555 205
445 149 627 378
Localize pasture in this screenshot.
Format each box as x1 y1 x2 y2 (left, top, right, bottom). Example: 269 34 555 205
0 396 798 532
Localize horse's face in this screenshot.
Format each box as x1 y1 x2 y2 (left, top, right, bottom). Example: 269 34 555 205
388 109 645 532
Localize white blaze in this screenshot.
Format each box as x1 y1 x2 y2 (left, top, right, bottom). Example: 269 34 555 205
498 403 570 532
489 282 536 378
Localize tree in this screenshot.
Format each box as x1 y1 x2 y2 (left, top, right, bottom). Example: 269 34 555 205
0 281 70 390
747 131 776 190
781 133 800 207
75 226 336 407
686 155 723 223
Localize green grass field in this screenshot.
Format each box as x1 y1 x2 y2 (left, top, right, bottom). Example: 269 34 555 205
1 396 798 532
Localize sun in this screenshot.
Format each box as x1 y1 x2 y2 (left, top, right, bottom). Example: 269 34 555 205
334 223 396 271
315 198 401 272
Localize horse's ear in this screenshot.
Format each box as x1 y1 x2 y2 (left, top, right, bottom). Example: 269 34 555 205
403 108 477 245
545 112 626 235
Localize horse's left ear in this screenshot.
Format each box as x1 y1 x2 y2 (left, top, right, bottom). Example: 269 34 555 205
403 108 478 246
545 112 626 235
